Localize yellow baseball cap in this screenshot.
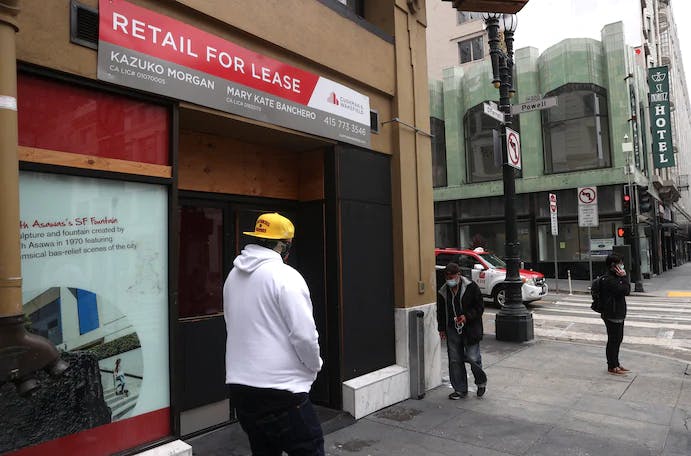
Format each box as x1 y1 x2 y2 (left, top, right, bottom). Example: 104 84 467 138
243 213 295 240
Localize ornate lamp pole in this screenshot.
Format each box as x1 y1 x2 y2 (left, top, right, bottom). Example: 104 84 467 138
482 12 534 342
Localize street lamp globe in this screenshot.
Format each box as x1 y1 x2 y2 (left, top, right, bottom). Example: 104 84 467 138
503 13 518 33
481 11 502 21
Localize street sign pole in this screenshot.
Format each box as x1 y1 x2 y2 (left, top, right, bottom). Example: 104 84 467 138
549 193 558 293
554 236 558 293
588 226 593 283
577 186 599 282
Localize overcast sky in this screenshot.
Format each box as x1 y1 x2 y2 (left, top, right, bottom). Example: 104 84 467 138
512 0 691 89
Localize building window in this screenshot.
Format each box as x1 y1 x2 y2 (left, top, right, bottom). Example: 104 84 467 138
459 194 529 219
435 222 455 248
538 220 617 261
542 83 611 174
431 117 447 187
464 103 520 183
434 201 456 248
336 0 364 17
458 36 484 64
534 186 619 218
457 11 481 24
459 221 532 260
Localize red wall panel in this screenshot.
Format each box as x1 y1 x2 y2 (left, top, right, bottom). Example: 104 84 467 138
6 408 171 456
18 74 169 165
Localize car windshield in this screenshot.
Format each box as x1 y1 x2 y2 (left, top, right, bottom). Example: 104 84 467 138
479 253 506 268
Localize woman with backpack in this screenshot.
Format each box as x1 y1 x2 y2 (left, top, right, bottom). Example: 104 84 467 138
599 253 631 375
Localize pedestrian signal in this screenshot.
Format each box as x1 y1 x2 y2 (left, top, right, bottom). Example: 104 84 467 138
616 227 628 238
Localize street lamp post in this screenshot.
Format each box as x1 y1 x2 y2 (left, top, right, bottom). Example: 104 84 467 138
482 12 534 342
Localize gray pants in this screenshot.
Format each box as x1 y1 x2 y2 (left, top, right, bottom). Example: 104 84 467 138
446 324 487 393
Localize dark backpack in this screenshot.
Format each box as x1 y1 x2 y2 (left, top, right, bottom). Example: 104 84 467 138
590 275 605 313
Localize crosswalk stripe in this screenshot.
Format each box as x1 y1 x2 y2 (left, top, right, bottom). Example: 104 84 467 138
546 296 691 306
546 304 691 315
485 309 691 329
484 292 691 356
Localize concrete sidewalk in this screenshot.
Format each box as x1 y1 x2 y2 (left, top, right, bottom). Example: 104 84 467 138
324 338 691 456
189 336 691 455
187 264 691 455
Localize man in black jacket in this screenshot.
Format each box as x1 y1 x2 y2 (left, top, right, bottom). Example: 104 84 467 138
437 262 487 399
600 253 631 375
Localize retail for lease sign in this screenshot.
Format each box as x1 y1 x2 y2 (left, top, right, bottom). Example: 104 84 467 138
647 66 674 168
97 0 370 147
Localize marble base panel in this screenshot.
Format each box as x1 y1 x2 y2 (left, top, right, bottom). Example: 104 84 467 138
340 302 441 420
135 440 192 456
342 365 409 419
394 302 442 391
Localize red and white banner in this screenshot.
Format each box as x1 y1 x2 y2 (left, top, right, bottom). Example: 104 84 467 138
98 0 370 146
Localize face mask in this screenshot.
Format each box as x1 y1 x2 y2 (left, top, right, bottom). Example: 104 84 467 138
446 279 459 288
278 241 292 261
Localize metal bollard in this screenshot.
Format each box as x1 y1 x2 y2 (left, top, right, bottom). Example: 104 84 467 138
567 269 573 296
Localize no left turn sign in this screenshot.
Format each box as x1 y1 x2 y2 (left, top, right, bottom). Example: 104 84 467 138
506 127 521 170
578 187 597 205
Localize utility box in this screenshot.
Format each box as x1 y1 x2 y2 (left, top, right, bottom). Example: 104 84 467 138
408 310 425 399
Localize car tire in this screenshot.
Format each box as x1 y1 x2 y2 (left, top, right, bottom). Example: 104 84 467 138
492 286 506 309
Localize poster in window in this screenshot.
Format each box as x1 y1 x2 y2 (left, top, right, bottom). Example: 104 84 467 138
0 172 169 453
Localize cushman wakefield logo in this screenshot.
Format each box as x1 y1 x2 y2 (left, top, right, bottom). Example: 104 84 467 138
327 91 364 115
327 92 339 105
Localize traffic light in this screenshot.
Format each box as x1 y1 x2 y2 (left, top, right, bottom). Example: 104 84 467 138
622 185 632 216
638 185 651 213
617 226 629 238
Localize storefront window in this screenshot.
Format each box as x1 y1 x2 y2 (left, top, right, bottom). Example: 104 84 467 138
538 221 617 261
542 83 611 173
6 172 170 454
535 186 619 218
459 195 529 218
435 222 455 248
459 221 531 261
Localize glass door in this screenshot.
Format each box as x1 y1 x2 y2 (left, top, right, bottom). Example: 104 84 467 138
177 201 230 436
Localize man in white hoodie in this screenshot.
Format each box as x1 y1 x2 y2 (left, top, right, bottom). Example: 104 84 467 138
224 212 324 455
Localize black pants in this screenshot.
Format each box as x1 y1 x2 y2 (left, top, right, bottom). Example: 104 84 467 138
235 394 324 456
603 318 624 369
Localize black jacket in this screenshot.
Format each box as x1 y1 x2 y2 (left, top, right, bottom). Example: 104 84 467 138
437 277 484 345
600 270 630 320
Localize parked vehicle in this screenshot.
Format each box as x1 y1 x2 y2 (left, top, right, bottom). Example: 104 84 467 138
435 247 548 307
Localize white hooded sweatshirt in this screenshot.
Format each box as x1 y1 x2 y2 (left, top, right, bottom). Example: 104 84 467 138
223 244 322 393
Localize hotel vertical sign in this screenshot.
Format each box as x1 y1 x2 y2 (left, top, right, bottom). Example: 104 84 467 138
648 66 674 168
96 0 370 147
